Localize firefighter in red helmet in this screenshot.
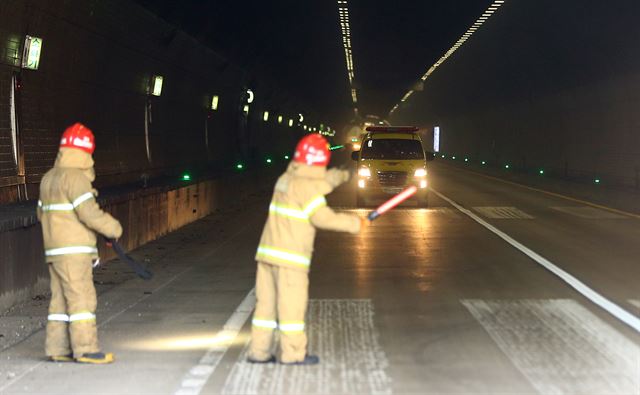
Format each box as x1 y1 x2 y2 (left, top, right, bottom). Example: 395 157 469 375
248 133 368 365
37 123 122 364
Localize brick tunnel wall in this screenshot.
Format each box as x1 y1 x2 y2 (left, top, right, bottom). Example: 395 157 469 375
0 0 307 204
0 0 314 311
390 0 640 188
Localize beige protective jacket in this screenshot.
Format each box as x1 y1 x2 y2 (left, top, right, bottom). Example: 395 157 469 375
37 148 122 263
255 162 361 272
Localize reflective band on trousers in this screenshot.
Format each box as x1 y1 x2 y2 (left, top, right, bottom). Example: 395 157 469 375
48 313 70 322
268 196 326 222
38 192 95 212
45 246 98 256
256 246 311 267
69 312 96 322
279 321 305 332
252 318 278 329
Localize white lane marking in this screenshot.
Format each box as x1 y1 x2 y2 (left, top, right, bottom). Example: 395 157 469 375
432 188 640 333
222 299 392 395
0 222 253 394
551 206 628 219
463 299 640 395
473 206 534 219
174 289 256 395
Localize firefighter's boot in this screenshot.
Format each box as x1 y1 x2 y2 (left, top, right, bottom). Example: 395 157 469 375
75 352 114 364
49 354 74 362
280 354 319 366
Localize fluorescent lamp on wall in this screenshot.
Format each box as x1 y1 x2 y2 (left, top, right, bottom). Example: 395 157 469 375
278 115 283 124
22 35 43 70
243 104 249 115
288 119 293 127
211 95 219 110
151 75 163 96
246 89 254 104
433 126 440 152
263 111 269 121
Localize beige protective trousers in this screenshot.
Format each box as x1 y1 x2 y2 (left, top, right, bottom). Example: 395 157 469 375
45 255 99 358
249 261 309 363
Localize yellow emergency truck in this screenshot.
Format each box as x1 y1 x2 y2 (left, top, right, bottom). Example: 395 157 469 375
351 126 433 207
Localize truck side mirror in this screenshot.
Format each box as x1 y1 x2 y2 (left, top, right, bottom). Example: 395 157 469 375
351 151 360 161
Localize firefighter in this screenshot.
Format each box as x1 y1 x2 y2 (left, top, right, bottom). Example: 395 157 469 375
37 123 122 364
248 133 367 365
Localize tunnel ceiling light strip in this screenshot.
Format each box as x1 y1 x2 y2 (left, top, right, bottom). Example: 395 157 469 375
337 0 359 113
389 0 507 116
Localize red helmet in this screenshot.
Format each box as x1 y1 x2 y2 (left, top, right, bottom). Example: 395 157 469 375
60 123 95 154
294 134 330 166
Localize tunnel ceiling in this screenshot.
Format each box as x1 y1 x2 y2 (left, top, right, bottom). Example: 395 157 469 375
135 0 494 126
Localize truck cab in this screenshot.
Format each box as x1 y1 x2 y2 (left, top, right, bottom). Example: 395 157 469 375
351 126 433 207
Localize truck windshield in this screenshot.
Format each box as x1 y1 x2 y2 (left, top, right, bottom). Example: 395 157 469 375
361 139 424 160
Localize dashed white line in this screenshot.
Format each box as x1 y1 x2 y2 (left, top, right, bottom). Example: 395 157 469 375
174 288 256 395
432 188 640 334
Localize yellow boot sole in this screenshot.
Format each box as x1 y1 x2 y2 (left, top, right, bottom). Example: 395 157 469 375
75 352 115 364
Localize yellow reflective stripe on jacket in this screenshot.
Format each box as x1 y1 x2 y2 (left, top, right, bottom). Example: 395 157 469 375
303 196 326 216
252 317 278 329
72 192 95 207
69 311 96 322
38 192 95 212
256 246 311 267
45 246 98 256
38 200 74 211
269 204 309 221
269 196 326 222
279 321 305 332
47 313 70 322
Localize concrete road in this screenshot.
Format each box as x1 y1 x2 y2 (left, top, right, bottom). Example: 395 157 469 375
1 160 639 395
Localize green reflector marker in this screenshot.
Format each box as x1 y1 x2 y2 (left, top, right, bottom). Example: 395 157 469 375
329 145 344 151
266 158 272 164
236 163 244 170
284 155 290 160
595 178 601 184
539 169 544 175
441 155 445 158
182 173 191 181
452 156 456 160
481 161 486 165
464 158 469 162
505 164 510 169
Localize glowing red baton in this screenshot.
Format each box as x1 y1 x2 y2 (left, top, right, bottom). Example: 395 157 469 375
367 185 418 221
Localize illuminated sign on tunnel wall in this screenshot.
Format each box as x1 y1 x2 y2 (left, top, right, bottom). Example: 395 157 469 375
22 35 43 70
433 126 440 152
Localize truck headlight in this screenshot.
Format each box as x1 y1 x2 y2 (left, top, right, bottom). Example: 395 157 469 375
414 168 427 177
358 167 371 177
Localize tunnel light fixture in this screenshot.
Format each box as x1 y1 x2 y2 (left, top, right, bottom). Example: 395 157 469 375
284 155 290 160
538 169 545 175
389 0 507 116
181 173 191 181
442 155 446 158
505 164 510 169
481 160 486 165
464 158 469 162
278 115 283 124
22 35 43 70
246 89 255 104
263 111 269 122
336 0 359 109
288 119 294 127
298 113 304 122
236 163 244 170
211 95 219 110
452 156 456 160
266 158 272 164
594 178 601 184
243 104 249 115
151 75 163 96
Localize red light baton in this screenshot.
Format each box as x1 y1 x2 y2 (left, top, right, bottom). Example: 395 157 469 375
367 185 418 221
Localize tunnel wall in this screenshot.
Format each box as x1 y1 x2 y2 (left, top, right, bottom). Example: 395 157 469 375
0 0 305 204
391 0 640 187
